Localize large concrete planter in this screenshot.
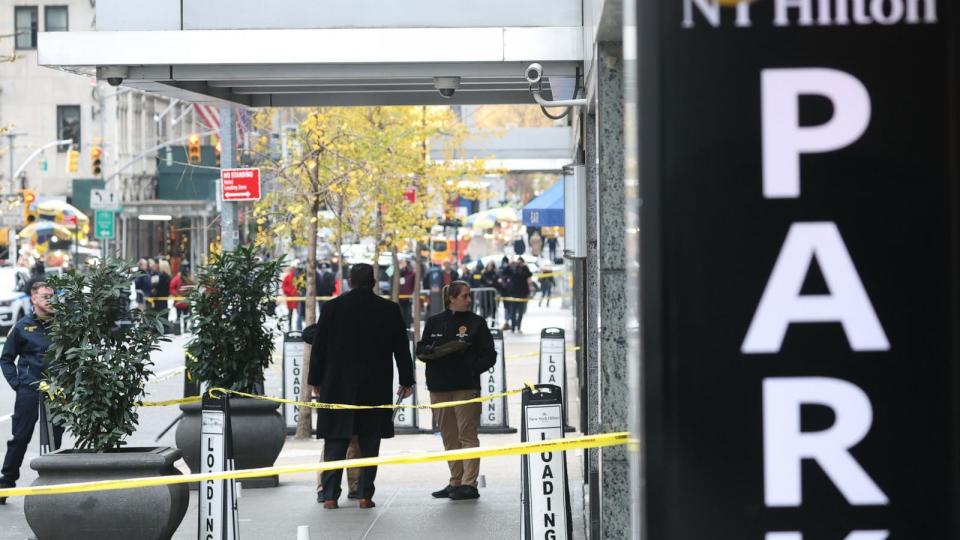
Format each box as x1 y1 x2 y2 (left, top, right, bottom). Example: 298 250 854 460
24 446 188 540
176 398 285 488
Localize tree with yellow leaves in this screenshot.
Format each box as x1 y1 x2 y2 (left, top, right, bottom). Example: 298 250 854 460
253 107 369 438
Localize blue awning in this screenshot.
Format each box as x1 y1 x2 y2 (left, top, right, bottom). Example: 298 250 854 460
522 179 564 227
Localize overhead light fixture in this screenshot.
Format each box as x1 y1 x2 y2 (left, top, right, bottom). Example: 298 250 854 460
138 214 173 221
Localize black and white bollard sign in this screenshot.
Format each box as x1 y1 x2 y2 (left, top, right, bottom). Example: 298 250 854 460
199 394 239 540
393 330 422 433
37 396 58 456
480 328 516 433
282 330 305 434
538 328 573 432
521 384 572 540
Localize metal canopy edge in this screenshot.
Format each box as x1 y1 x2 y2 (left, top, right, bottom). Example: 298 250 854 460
38 27 582 106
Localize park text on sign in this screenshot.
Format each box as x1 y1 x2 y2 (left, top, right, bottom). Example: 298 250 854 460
220 168 261 202
637 0 959 539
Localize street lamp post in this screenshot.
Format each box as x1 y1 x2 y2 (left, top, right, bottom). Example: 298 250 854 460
12 138 73 181
5 132 17 192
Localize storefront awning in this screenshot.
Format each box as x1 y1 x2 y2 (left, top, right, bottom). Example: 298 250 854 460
522 179 563 227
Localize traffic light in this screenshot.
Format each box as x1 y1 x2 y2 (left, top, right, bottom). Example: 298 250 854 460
66 148 79 174
187 134 201 164
91 146 103 176
20 189 36 224
215 139 222 168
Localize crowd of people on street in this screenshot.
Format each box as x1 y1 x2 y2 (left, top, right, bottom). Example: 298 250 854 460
281 260 339 331
278 252 559 334
133 257 194 331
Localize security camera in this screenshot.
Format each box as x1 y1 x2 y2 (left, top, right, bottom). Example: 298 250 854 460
98 66 128 88
525 63 543 85
433 77 461 99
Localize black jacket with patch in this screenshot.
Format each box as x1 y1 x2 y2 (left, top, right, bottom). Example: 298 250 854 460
416 310 496 392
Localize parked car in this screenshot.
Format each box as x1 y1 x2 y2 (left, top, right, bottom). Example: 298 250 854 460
0 267 31 331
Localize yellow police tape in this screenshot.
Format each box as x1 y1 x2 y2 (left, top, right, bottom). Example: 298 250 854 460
0 431 631 499
141 383 539 409
144 347 580 392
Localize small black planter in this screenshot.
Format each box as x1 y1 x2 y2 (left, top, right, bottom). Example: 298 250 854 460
24 446 188 540
176 398 285 488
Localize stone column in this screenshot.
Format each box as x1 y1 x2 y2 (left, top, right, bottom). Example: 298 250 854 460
584 109 602 539
596 42 629 539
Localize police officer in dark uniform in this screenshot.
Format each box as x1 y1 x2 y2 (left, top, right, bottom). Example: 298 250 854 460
417 280 497 501
0 281 62 504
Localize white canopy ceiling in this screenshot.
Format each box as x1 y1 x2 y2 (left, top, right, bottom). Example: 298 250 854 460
38 27 582 107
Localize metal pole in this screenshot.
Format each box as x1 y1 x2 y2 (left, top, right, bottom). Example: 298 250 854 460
219 108 237 252
6 133 15 193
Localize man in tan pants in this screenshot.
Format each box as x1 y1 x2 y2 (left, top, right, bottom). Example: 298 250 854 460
432 391 482 493
316 437 362 501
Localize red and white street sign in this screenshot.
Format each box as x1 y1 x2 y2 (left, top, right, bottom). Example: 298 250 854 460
220 168 261 202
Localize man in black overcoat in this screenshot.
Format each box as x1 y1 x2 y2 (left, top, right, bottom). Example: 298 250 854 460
308 263 415 509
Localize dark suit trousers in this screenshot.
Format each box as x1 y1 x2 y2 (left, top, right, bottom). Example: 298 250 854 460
2 388 65 485
321 435 381 500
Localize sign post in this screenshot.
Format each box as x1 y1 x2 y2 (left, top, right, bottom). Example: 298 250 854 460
538 328 573 432
479 328 516 433
198 394 238 540
520 384 572 540
282 331 305 434
632 2 960 539
37 396 58 456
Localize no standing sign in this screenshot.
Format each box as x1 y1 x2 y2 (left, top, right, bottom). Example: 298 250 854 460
220 168 261 202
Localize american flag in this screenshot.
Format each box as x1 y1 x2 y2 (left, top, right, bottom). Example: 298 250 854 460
193 104 249 140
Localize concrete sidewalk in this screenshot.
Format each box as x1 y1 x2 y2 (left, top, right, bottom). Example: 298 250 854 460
0 301 581 539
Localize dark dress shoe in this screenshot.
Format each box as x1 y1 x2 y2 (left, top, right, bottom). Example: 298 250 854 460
359 498 376 509
323 500 338 509
316 492 324 503
431 485 456 499
347 490 360 500
449 485 480 500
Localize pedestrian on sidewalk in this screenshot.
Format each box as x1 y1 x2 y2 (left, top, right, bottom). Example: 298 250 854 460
537 265 555 307
134 258 152 310
282 263 301 331
504 258 533 333
308 263 414 510
416 281 497 501
302 322 362 502
169 263 193 332
0 282 63 504
397 259 416 328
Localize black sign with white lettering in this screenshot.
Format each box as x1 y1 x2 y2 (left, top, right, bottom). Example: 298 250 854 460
634 1 959 539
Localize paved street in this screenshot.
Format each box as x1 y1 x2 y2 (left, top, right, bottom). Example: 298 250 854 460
0 301 582 539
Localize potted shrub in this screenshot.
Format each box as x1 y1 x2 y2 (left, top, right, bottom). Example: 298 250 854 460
24 259 188 540
175 246 286 488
